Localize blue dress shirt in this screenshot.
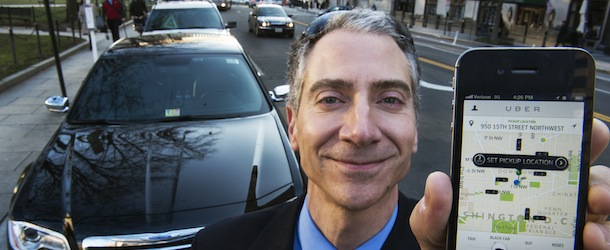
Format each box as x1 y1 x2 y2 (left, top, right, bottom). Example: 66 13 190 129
294 195 399 250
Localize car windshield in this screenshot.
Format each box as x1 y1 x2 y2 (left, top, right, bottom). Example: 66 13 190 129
145 8 224 31
258 7 286 17
68 54 270 123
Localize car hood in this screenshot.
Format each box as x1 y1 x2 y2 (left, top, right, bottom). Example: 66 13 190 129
10 113 300 240
257 16 292 24
142 28 230 36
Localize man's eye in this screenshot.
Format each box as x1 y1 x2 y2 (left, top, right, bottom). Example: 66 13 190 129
322 97 338 104
382 97 399 104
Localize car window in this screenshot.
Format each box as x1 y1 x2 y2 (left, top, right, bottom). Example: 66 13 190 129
145 8 224 31
258 7 286 17
69 54 270 123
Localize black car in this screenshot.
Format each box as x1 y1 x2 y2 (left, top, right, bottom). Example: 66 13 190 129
248 4 294 38
287 0 304 7
212 0 232 10
317 5 352 16
7 33 304 249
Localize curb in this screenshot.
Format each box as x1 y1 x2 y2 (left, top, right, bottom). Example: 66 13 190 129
0 21 133 94
0 40 89 93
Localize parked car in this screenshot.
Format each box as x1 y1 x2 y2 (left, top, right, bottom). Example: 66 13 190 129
287 0 304 7
143 0 236 35
7 33 304 250
317 5 352 16
248 4 294 38
212 0 232 10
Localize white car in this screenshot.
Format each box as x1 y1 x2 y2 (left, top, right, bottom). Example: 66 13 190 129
143 0 236 35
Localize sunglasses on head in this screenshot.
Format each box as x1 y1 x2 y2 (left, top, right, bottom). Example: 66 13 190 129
302 10 414 47
303 11 344 37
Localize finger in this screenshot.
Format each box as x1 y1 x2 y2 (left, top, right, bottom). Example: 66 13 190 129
410 171 452 250
591 118 609 163
583 222 610 250
588 165 610 217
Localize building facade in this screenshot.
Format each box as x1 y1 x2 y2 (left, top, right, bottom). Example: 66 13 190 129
324 0 610 52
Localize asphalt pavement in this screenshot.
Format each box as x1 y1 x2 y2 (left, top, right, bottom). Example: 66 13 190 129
1 6 610 246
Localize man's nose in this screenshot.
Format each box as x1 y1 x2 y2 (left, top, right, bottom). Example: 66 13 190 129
338 98 381 146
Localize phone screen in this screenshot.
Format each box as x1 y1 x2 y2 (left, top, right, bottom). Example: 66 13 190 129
456 99 584 249
449 48 594 250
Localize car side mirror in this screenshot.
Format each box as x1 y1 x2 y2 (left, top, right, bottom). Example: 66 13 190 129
288 14 292 17
269 84 289 102
45 96 70 113
226 21 237 28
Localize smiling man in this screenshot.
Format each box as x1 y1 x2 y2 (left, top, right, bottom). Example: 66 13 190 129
192 8 610 250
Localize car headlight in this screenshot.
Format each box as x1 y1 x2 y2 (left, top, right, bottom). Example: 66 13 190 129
261 21 270 27
287 22 294 28
221 3 226 7
8 220 70 250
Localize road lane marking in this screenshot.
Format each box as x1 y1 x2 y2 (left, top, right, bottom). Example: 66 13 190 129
419 57 455 71
595 112 610 122
420 80 453 92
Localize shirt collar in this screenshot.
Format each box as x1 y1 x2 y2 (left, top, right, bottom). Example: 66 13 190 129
295 195 399 250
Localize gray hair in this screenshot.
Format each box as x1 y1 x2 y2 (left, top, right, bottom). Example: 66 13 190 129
286 8 421 115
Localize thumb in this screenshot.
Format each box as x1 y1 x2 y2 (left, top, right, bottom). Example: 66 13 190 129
410 171 452 250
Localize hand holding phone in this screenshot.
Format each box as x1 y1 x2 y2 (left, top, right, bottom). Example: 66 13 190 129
447 48 595 250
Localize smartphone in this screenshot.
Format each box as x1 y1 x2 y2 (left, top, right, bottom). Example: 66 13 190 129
447 48 595 250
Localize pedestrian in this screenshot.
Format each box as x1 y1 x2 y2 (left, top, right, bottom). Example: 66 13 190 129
78 0 88 35
556 20 568 46
191 8 610 249
102 0 125 42
129 0 147 35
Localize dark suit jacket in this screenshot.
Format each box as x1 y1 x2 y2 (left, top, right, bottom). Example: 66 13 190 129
191 192 420 249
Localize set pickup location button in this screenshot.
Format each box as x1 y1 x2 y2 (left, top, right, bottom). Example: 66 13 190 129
472 152 569 170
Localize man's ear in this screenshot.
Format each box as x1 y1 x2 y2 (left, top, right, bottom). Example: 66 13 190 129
286 106 299 152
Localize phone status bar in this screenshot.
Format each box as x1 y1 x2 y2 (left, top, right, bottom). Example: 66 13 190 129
463 93 586 102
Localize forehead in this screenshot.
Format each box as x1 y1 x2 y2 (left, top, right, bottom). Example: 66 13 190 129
303 29 413 91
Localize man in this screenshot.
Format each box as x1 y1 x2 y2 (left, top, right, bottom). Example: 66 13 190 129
192 9 610 249
102 0 125 41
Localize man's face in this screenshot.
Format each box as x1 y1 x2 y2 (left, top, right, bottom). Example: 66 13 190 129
287 30 418 210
